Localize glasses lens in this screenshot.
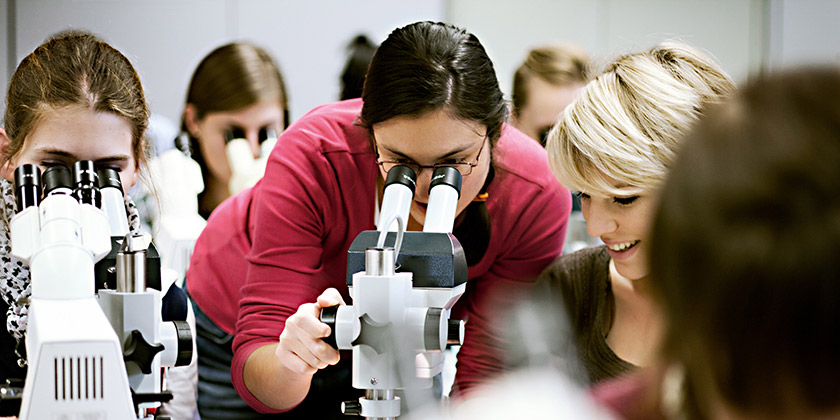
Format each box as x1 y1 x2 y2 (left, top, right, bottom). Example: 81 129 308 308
441 164 471 176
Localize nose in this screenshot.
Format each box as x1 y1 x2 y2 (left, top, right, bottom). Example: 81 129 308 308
247 132 261 159
582 198 617 238
413 167 435 202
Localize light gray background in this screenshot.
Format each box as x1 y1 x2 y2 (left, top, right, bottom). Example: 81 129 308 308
3 0 839 126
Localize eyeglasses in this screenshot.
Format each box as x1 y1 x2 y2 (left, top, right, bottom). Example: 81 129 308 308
374 138 486 177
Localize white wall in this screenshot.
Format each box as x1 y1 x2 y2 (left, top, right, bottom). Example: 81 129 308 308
3 0 840 131
448 0 764 99
10 0 444 126
768 0 840 69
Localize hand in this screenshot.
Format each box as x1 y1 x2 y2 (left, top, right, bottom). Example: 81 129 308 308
275 288 345 375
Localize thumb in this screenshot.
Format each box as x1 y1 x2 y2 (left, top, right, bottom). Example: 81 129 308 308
316 287 345 309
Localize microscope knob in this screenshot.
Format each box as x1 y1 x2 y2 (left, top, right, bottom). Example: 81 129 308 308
320 305 339 349
123 329 164 374
341 400 362 416
447 319 465 346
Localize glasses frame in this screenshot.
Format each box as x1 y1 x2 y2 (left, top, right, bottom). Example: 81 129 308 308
373 137 486 177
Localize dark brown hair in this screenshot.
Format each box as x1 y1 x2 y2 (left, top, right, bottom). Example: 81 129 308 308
358 21 507 147
651 67 840 419
3 30 149 167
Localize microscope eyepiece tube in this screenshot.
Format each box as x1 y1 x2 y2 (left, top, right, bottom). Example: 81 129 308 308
42 165 73 196
423 166 462 233
97 168 129 237
365 247 395 277
73 161 101 207
14 164 42 212
378 165 416 232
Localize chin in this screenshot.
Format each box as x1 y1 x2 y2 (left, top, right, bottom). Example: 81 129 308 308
614 262 649 282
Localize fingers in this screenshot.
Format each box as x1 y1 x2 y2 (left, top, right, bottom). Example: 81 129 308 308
275 301 342 375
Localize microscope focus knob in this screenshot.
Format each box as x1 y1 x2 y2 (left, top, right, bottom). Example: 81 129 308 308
448 319 465 346
341 400 362 416
123 330 164 374
320 305 339 349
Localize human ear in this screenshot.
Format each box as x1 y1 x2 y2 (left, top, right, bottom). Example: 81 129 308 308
0 128 16 182
184 104 201 138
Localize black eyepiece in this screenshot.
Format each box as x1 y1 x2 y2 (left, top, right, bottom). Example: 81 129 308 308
42 165 73 196
97 167 123 191
13 164 42 212
73 161 101 207
384 165 417 195
429 166 462 197
224 127 246 144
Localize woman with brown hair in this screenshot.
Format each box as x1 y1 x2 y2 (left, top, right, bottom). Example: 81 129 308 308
181 42 289 219
0 30 193 417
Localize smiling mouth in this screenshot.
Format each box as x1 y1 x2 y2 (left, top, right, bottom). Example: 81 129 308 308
607 240 640 252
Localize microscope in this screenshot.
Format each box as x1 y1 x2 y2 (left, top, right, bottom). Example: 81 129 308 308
149 133 207 282
321 165 467 419
225 126 277 194
10 162 192 419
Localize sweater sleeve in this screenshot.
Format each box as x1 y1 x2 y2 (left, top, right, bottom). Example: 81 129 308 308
451 172 571 396
230 125 344 413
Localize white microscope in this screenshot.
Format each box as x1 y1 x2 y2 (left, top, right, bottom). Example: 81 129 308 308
225 125 277 194
10 162 192 419
321 165 467 419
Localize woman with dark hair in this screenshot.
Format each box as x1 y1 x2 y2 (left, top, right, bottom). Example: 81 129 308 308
186 21 570 418
339 34 377 101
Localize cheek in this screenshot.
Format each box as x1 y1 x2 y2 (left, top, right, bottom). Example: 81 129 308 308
119 170 138 194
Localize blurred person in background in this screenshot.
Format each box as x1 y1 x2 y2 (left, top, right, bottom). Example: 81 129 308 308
510 43 590 147
339 34 378 101
182 42 290 219
510 43 594 252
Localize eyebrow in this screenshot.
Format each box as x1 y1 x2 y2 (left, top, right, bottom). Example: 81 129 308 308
379 143 474 160
36 148 131 163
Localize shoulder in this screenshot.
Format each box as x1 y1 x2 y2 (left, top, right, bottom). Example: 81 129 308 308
491 124 562 192
280 98 371 157
487 125 571 219
539 245 610 288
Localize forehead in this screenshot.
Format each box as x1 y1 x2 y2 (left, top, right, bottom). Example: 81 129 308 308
22 105 135 160
524 78 584 118
372 109 485 157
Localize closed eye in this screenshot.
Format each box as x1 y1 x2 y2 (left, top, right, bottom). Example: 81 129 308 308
613 196 639 206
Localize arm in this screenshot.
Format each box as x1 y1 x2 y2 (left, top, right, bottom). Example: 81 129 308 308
242 290 344 410
230 103 375 412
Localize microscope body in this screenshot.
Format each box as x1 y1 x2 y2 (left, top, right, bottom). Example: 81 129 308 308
323 166 467 419
11 164 135 419
225 127 277 194
10 163 192 419
148 140 206 281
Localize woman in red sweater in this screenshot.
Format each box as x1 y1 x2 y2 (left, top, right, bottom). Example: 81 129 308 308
186 21 571 419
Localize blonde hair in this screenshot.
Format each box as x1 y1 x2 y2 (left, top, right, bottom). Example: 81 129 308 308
546 41 735 196
511 43 590 119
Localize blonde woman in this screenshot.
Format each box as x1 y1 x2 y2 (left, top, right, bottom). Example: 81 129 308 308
535 42 735 384
510 43 590 146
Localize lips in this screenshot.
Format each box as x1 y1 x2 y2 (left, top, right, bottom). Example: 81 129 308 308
604 240 640 260
414 201 428 214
